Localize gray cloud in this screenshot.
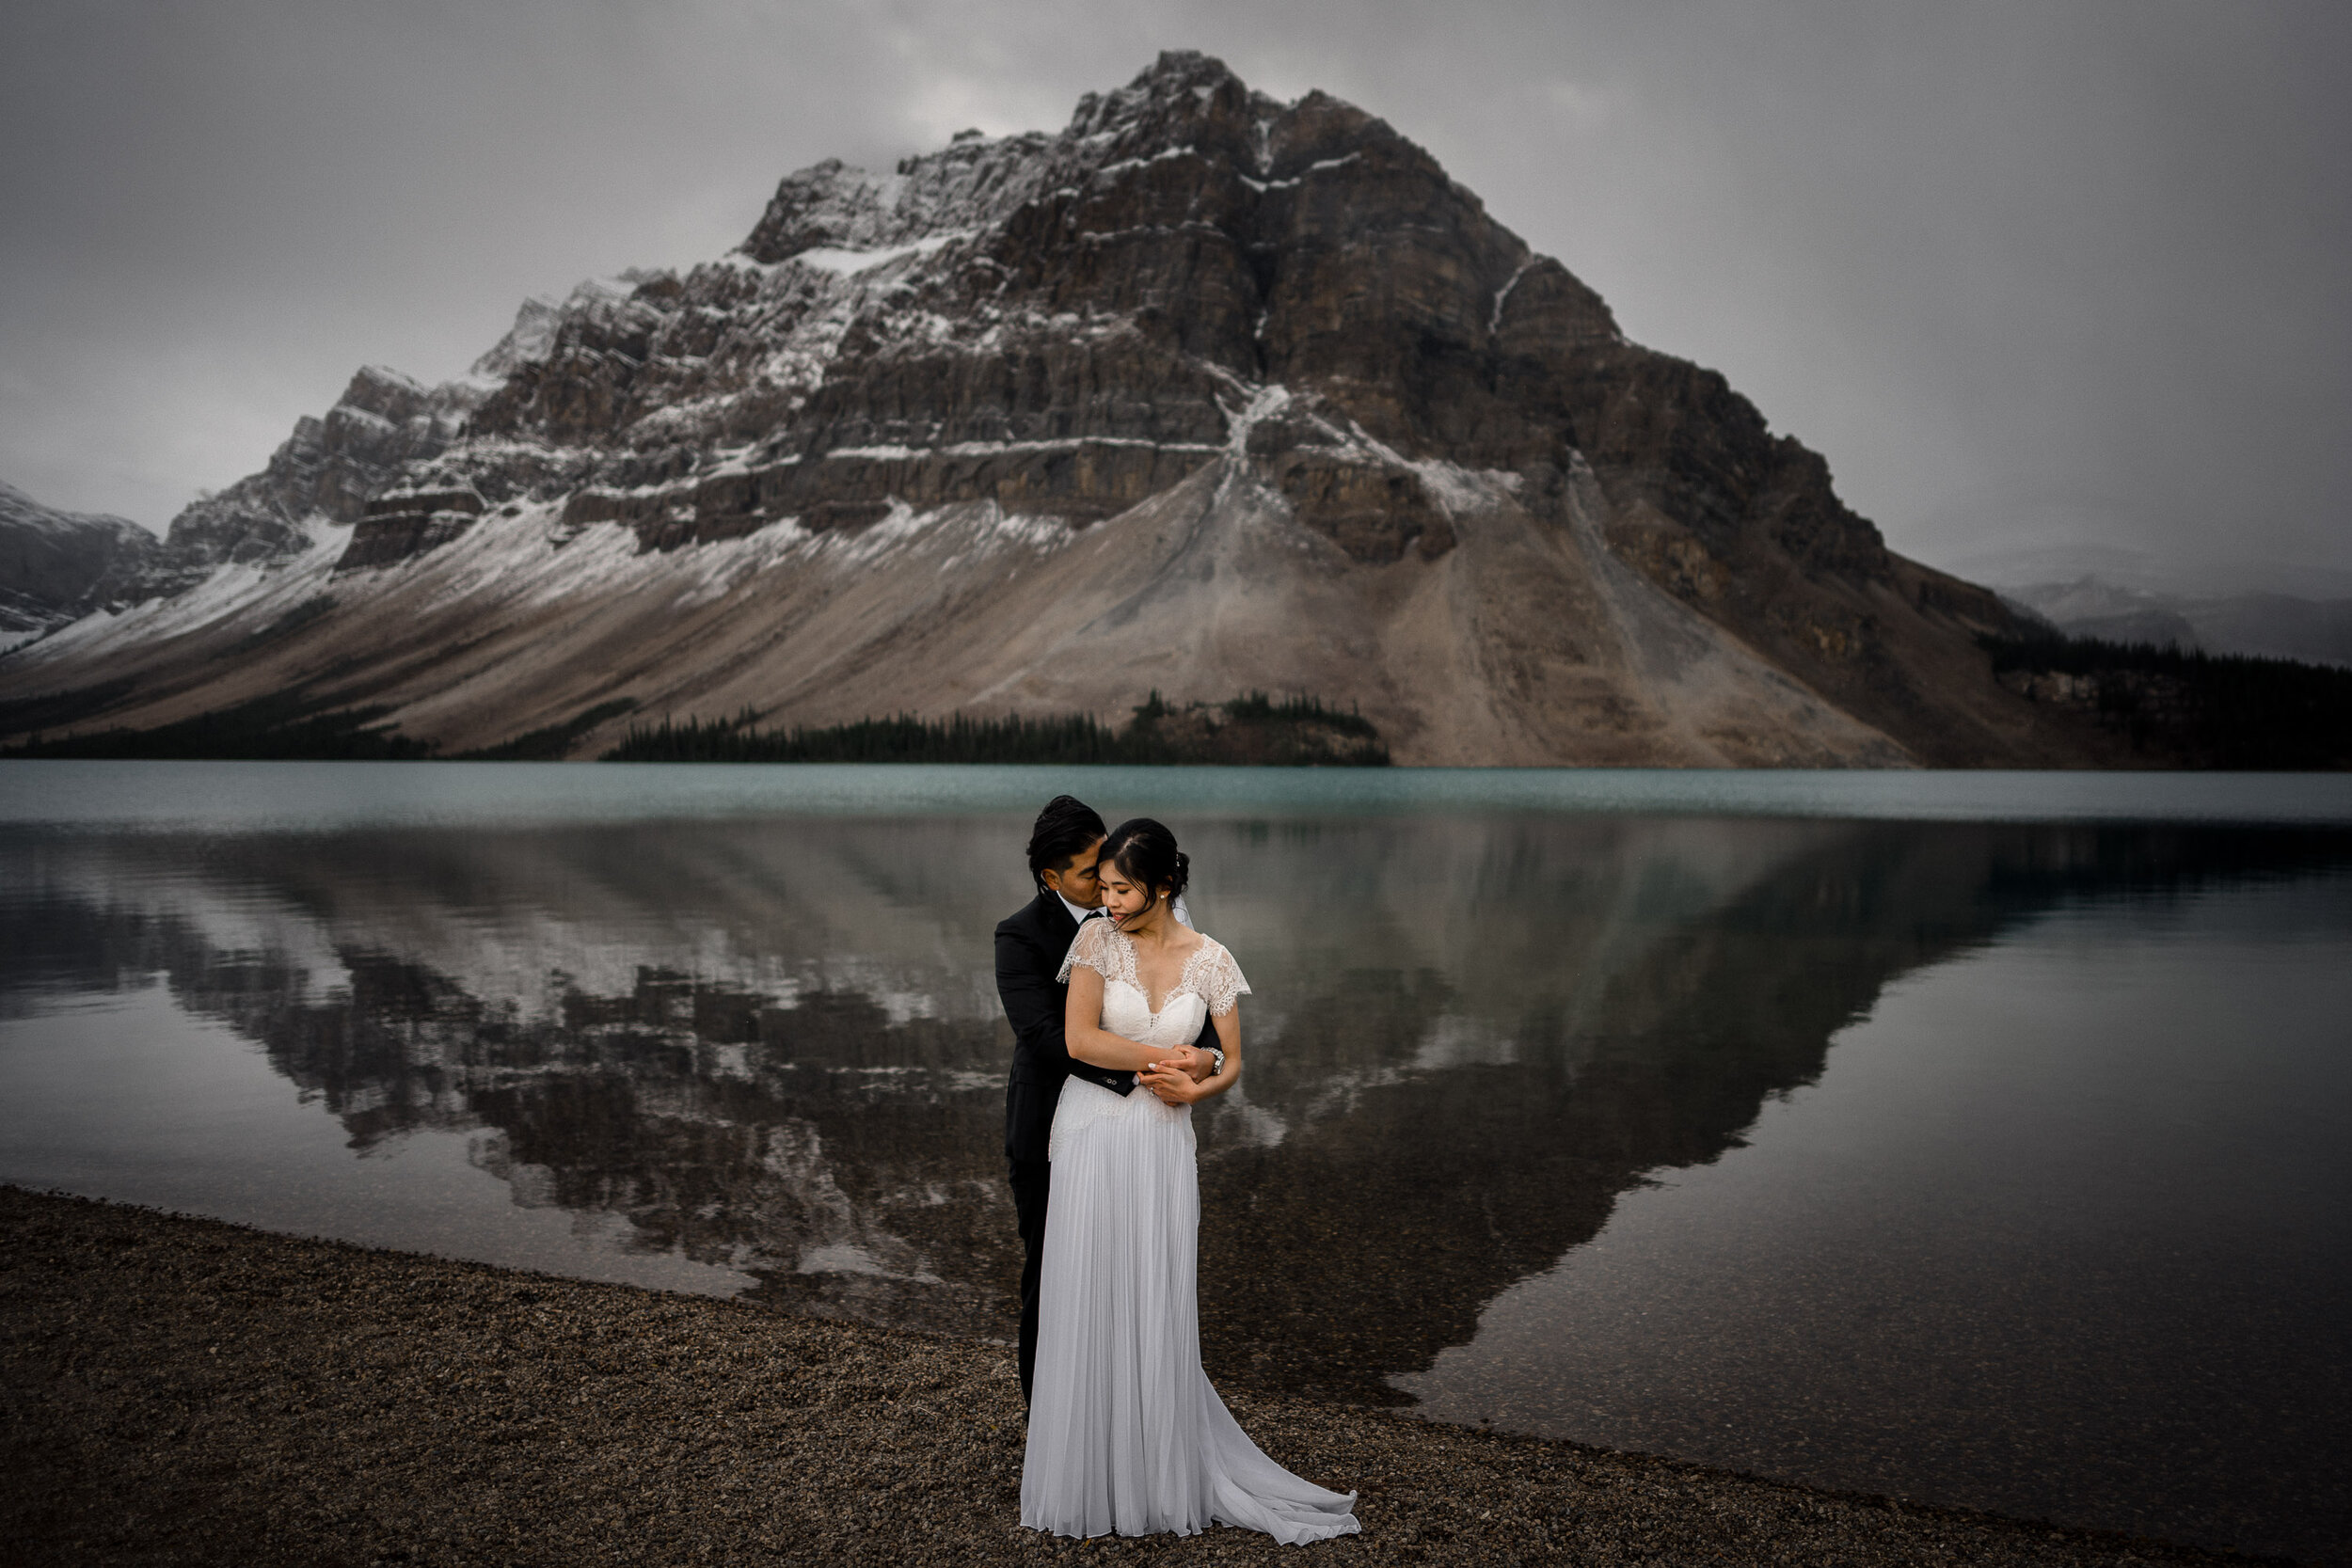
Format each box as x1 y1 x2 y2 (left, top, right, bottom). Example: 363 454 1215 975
4 0 2346 582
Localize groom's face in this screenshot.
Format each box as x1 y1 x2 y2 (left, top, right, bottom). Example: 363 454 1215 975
1041 835 1107 908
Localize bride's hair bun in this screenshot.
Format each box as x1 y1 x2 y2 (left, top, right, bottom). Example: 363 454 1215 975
1101 817 1188 904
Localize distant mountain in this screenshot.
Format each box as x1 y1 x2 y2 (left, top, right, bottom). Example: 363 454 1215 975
0 483 161 642
1 53 2131 766
1950 542 2352 602
1956 546 2352 670
2182 594 2352 669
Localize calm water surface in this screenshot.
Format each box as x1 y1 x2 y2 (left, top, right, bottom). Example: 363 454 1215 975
3 763 2348 1560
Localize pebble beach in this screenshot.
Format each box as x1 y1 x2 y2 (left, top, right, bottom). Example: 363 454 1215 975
0 1185 2263 1567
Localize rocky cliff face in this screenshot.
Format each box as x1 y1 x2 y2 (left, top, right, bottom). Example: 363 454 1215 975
0 53 2105 767
145 366 482 595
0 483 160 641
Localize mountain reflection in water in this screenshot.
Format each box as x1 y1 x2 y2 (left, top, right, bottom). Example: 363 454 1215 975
4 810 2347 1557
0 816 2328 1388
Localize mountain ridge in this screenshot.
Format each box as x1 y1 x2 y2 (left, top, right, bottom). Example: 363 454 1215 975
0 52 2122 767
0 482 160 642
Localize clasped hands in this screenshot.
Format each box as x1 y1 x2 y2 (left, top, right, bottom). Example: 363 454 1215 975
1137 1043 1215 1105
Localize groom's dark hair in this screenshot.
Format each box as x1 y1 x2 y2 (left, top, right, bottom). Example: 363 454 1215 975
1026 795 1108 895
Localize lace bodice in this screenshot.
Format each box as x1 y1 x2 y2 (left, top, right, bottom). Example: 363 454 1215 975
1049 919 1250 1160
1057 919 1250 1026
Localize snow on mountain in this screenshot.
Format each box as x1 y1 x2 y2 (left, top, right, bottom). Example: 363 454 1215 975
0 482 160 641
1 52 2109 766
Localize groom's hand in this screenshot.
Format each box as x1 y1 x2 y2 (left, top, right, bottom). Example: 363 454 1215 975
1155 1044 1213 1083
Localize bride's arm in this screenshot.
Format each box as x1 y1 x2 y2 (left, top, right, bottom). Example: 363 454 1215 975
1063 965 1180 1073
1141 1004 1239 1105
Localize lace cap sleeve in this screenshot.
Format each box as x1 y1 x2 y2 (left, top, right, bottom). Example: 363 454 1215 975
1197 939 1252 1017
1056 915 1119 985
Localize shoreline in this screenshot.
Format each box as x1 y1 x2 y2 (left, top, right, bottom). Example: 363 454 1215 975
0 1185 2266 1566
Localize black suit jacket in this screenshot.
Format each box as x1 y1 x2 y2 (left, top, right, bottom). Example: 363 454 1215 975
996 892 1215 1164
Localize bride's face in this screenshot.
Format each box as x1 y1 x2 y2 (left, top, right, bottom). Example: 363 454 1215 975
1097 859 1163 927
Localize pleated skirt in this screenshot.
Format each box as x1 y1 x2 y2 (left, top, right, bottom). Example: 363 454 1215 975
1019 1079 1360 1544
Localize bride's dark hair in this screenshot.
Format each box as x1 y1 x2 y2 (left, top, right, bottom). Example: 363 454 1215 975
1100 817 1188 907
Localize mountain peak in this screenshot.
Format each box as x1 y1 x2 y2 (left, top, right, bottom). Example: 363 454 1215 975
1067 49 1263 135
0 480 161 639
2 54 2095 770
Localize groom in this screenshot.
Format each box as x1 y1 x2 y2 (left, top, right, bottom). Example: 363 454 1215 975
995 794 1216 1406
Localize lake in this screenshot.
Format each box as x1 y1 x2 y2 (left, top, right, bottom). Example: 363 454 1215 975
3 762 2348 1560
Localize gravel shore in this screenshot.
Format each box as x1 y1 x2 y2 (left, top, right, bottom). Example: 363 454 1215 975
1 1185 2264 1567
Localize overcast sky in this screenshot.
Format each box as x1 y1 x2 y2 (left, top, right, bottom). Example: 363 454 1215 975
4 0 2347 585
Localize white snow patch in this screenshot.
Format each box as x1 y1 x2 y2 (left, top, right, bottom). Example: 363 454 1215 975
363 482 1085 626
20 515 346 663
1410 461 1510 515
827 436 1218 463
928 502 1077 577
1219 383 1293 453
789 230 970 275
978 505 1072 554
1490 258 1537 334
372 479 480 503
698 445 763 478
666 519 819 609
1248 152 1365 193
469 295 562 379
824 444 921 461
825 499 932 566
1093 145 1202 182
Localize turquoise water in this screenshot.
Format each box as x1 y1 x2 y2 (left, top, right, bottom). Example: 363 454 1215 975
1 762 2346 1559
5 758 2351 831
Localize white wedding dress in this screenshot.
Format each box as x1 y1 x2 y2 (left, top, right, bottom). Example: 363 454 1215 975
1020 919 1360 1544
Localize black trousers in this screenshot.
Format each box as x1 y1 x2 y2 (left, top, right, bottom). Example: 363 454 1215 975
1009 1155 1051 1406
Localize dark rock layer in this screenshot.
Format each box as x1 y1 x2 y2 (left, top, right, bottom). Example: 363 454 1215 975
0 482 160 637
335 483 487 573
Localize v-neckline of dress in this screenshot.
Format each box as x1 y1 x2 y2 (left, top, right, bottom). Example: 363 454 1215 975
1104 923 1207 1018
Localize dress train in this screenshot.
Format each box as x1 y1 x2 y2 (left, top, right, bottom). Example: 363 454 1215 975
1018 927 1359 1544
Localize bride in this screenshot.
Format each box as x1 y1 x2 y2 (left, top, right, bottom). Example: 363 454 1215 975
1019 817 1360 1544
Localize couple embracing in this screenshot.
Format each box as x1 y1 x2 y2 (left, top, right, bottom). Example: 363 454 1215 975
993 795 1360 1544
